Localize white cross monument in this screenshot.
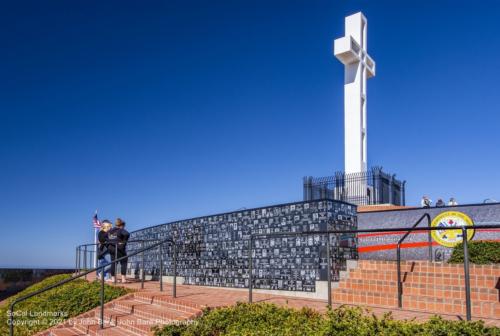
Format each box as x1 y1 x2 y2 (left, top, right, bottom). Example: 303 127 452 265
334 12 375 174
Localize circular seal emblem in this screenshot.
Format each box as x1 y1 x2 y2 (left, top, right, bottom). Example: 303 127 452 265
431 211 475 247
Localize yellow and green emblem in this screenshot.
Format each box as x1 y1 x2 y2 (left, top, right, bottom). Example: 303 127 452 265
431 211 475 247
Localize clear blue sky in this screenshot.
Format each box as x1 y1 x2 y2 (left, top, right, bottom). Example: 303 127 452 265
1 1 499 268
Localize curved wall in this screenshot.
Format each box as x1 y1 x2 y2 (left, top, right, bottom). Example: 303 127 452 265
128 199 357 292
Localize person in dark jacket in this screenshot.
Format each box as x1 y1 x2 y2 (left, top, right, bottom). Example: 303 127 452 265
435 199 446 207
96 220 112 280
108 218 130 283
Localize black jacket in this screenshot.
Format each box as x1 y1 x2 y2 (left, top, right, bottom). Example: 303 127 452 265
97 230 109 258
107 227 130 253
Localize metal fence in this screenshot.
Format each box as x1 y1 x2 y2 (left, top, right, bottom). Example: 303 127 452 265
303 166 406 206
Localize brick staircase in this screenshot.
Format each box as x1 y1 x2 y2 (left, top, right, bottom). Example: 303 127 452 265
333 260 500 319
34 261 499 335
38 290 203 336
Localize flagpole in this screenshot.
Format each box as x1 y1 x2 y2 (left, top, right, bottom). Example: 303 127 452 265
93 210 98 269
93 227 98 268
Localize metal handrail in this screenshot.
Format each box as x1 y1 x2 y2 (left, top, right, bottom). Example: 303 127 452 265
9 238 176 336
248 224 500 321
396 213 431 308
76 239 166 287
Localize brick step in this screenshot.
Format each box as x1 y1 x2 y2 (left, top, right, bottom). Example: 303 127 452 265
339 275 499 290
338 280 398 293
71 316 142 336
133 292 204 314
94 325 143 336
345 270 401 281
41 289 201 336
332 288 398 307
405 273 500 288
101 307 166 335
347 270 499 288
338 280 498 301
353 265 417 273
70 316 100 335
49 327 86 336
73 307 148 336
350 266 500 278
356 261 500 276
332 288 500 319
113 299 193 321
403 285 498 301
402 295 500 319
341 277 499 293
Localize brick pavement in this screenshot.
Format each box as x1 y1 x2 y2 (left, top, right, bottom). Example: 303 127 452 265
36 260 500 335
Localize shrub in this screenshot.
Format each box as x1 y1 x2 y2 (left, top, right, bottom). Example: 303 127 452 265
153 302 324 336
153 302 500 336
0 273 130 336
448 240 500 264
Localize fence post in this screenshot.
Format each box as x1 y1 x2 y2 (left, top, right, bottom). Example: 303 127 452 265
401 181 406 206
75 246 79 274
141 241 145 289
100 267 105 329
389 174 394 205
173 242 177 298
397 243 402 308
84 246 88 280
95 244 98 271
303 177 310 201
462 227 472 321
249 235 253 303
114 245 118 285
427 215 432 262
326 233 332 308
159 242 163 292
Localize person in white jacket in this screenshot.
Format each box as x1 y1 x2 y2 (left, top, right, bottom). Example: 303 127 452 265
421 196 432 208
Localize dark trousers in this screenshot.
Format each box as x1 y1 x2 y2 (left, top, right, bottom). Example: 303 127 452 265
110 248 128 276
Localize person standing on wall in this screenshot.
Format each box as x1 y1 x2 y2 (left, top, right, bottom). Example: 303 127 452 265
108 218 130 283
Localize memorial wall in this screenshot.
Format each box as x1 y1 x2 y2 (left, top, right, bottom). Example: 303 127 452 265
128 199 357 292
357 203 500 261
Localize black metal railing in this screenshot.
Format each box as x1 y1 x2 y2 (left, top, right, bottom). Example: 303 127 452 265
75 239 168 289
396 213 431 308
303 166 406 206
8 238 177 336
248 224 500 321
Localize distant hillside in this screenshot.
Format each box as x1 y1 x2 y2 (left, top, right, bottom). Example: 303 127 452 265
0 268 72 301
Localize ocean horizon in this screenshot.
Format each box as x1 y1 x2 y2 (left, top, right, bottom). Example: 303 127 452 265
0 266 74 270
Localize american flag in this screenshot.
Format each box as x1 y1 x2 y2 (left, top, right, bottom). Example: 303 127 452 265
93 211 102 229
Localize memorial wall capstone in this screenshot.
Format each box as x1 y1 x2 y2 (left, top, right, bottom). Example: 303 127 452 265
128 199 357 292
